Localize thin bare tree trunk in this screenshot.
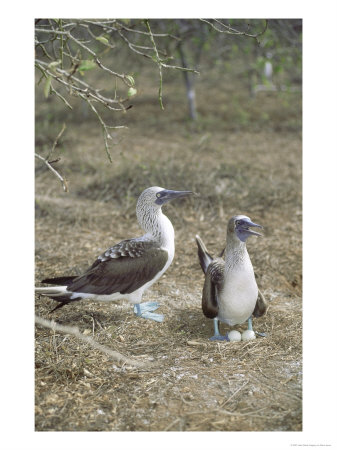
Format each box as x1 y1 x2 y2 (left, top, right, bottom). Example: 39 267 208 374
177 43 197 120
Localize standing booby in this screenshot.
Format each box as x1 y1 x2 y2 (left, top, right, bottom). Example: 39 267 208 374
36 186 194 322
196 215 267 341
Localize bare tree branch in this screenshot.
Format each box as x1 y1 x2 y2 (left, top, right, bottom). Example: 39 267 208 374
35 123 68 191
35 153 68 192
144 19 165 110
83 96 127 163
114 20 181 40
48 122 67 160
199 19 268 43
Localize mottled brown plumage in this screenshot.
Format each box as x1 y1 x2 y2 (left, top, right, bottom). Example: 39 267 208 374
201 258 225 319
66 240 168 296
253 291 268 318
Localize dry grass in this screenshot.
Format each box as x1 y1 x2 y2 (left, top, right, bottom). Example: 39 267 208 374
35 67 302 431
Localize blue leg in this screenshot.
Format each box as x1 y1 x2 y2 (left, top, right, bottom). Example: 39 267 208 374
248 315 267 337
210 318 226 341
134 303 142 316
134 302 164 323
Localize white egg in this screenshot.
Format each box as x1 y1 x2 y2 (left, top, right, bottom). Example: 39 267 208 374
241 330 256 341
227 330 241 342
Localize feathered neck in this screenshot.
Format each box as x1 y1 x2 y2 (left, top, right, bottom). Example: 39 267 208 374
136 204 174 247
224 232 248 267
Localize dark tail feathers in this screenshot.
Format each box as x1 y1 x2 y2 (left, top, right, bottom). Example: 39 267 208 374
42 276 77 286
195 235 213 274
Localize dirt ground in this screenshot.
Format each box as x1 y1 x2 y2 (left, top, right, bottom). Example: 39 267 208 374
35 68 302 431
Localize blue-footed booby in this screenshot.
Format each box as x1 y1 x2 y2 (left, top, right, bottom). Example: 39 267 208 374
36 186 194 322
196 215 267 341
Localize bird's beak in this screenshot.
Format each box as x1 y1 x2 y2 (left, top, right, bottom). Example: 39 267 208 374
243 219 263 237
157 189 195 205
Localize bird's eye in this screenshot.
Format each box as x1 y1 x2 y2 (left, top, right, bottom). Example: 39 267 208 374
156 193 161 198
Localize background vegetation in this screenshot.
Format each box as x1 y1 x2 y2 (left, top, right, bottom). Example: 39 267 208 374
35 18 301 180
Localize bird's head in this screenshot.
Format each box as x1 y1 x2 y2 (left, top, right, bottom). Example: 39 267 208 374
137 186 194 210
228 215 263 243
136 187 195 232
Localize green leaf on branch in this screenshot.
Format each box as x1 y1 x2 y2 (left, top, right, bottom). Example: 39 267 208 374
48 61 61 73
127 87 137 97
125 75 135 86
78 60 97 73
96 36 110 45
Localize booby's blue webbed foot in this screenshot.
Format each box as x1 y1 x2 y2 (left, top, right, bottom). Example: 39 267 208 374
134 302 164 323
210 334 226 341
135 302 159 313
255 331 267 337
209 318 226 341
247 316 266 337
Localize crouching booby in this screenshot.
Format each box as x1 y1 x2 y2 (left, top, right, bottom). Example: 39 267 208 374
196 215 267 341
36 186 194 322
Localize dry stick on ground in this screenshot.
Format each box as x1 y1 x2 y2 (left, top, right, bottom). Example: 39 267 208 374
35 315 152 369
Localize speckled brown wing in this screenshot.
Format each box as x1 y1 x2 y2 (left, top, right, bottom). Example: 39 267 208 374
202 257 225 319
66 239 168 295
253 289 268 318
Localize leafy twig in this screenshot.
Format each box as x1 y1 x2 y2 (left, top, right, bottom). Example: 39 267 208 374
35 59 127 109
36 28 132 86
